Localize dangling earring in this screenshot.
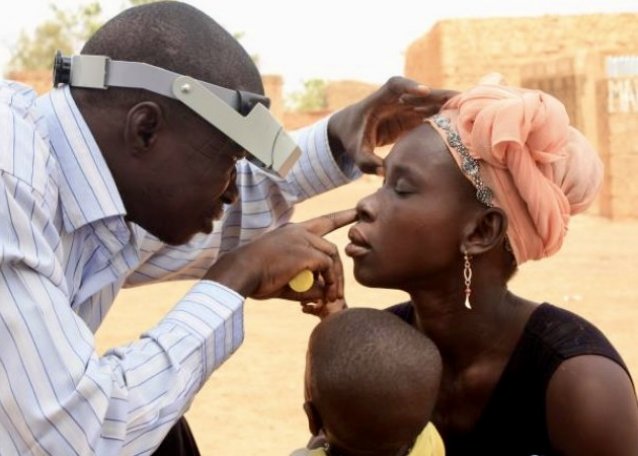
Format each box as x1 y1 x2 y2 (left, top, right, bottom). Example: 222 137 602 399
463 249 473 310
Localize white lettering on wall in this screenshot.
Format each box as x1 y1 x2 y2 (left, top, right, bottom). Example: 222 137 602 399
608 78 638 113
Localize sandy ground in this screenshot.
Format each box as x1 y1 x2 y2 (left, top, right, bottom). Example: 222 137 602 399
96 175 638 455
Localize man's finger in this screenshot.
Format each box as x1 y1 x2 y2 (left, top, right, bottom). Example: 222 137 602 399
383 76 430 100
280 282 327 302
300 208 357 236
356 152 384 175
399 89 458 107
429 88 459 100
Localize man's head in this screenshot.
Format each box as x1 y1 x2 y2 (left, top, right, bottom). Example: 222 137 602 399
72 1 263 245
304 308 442 456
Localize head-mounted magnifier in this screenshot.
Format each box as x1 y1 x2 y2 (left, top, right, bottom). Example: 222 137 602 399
52 51 300 176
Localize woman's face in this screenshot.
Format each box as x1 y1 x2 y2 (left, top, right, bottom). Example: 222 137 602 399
346 123 477 291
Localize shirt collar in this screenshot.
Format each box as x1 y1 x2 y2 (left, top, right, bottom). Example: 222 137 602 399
37 86 127 233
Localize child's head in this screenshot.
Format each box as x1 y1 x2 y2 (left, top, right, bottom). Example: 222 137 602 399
304 308 442 456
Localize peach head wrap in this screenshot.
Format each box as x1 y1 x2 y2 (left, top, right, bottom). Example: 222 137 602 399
427 75 603 264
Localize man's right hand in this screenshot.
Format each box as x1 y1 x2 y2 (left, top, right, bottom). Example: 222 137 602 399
301 297 348 320
203 209 357 302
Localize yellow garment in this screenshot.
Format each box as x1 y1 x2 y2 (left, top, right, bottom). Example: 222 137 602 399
288 447 325 456
409 423 445 456
290 423 445 456
288 448 326 456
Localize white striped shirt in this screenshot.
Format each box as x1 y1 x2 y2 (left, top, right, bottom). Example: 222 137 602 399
0 80 359 455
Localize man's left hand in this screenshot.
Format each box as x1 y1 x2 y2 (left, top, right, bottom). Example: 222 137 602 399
328 76 457 175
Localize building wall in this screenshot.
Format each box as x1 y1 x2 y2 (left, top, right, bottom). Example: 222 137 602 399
261 74 284 123
405 14 638 90
598 77 638 219
404 24 443 88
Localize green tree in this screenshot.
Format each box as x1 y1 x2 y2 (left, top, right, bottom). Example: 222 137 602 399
7 2 102 72
287 78 328 112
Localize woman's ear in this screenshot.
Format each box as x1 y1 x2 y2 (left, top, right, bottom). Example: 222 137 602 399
124 101 164 152
303 400 323 437
461 207 508 256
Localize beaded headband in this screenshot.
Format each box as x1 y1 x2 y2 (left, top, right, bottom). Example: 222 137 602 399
430 114 494 207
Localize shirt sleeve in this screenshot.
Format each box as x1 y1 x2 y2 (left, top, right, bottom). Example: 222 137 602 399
127 116 362 285
0 171 243 455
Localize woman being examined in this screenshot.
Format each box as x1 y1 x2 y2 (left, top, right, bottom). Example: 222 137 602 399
343 75 638 455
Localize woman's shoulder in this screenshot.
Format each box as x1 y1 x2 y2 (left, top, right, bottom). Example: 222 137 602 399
524 303 638 454
526 303 628 372
544 335 638 454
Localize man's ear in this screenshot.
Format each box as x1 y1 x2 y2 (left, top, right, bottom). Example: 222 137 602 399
303 400 323 437
125 101 164 152
462 207 508 256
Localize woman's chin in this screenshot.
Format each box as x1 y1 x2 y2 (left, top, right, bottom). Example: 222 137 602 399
353 267 384 288
354 265 406 290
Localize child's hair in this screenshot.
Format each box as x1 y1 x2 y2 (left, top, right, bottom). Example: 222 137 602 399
305 308 442 455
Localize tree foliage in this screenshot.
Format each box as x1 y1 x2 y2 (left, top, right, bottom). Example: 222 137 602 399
287 78 328 112
7 2 102 72
6 0 259 74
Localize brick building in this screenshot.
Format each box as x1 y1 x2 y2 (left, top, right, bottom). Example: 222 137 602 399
404 13 638 90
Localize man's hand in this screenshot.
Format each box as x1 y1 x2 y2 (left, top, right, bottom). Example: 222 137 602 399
328 76 457 175
301 297 348 320
204 209 356 302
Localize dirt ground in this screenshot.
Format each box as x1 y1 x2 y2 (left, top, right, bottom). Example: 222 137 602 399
96 175 638 455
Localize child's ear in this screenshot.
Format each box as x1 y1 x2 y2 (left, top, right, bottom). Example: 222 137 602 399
303 400 323 436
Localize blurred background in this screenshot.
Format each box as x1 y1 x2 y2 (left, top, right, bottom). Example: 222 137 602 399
2 0 637 454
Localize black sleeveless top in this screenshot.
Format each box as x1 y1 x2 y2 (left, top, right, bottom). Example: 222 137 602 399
386 302 632 456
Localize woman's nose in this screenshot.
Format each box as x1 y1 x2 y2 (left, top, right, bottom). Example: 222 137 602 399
355 193 377 223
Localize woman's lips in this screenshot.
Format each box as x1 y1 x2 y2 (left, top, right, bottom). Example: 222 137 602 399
345 225 371 258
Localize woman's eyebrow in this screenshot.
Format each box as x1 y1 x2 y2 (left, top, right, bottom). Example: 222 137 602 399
385 162 415 178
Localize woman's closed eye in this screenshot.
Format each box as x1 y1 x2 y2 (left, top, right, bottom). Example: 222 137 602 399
382 177 413 196
391 177 416 196
383 165 419 196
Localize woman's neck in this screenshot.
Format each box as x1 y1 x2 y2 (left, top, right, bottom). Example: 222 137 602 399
409 286 536 371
